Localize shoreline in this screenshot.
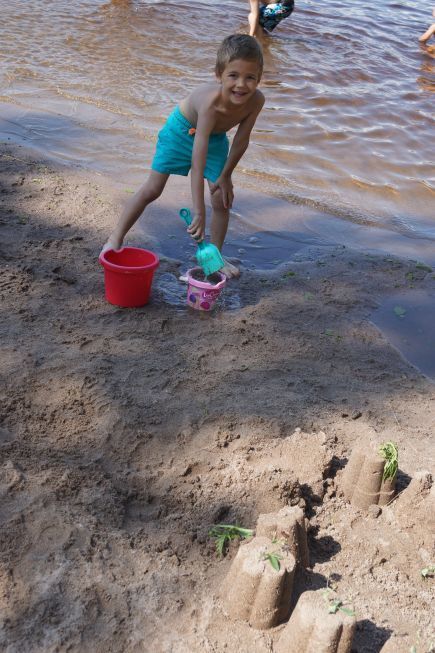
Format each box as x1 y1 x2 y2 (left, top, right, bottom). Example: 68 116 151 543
1 103 435 271
1 141 434 652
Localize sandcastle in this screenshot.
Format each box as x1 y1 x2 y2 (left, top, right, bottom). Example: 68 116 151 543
220 535 296 629
255 505 310 567
342 442 397 509
274 589 356 653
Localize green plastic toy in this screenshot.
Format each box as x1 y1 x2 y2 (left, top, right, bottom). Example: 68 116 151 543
179 208 225 276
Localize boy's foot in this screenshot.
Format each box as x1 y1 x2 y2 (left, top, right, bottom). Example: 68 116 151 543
221 259 240 278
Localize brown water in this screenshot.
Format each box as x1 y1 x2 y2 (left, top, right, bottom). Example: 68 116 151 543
1 0 434 245
1 0 434 375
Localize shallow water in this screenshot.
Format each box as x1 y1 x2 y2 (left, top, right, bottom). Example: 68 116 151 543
1 0 434 244
372 287 435 382
1 0 434 378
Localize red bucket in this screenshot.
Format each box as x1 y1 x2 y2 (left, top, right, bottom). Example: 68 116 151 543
99 247 159 307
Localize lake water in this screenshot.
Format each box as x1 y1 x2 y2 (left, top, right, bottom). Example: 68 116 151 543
1 0 434 377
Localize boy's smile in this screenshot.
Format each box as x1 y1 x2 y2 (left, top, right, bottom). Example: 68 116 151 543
218 59 261 106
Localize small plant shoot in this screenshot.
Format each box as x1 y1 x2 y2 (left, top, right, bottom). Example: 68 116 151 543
379 441 399 481
421 565 435 579
322 588 355 617
208 524 253 557
262 551 283 571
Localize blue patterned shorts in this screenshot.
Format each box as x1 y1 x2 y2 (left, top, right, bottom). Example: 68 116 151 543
259 1 294 32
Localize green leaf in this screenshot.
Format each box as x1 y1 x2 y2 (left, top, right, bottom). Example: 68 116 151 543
262 551 283 571
322 589 355 617
393 306 406 318
328 600 341 613
379 441 398 481
304 292 314 300
124 188 135 193
324 329 334 336
421 565 435 579
406 272 414 281
215 535 225 557
208 524 253 557
269 555 280 571
268 554 281 571
282 271 296 279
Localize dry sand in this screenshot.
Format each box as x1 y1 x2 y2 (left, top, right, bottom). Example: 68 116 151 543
0 142 434 652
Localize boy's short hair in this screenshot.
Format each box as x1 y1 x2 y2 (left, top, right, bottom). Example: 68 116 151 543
216 34 263 79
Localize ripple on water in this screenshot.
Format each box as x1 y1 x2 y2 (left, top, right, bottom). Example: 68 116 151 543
0 0 434 239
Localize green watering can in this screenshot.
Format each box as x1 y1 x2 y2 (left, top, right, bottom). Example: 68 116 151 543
179 208 225 276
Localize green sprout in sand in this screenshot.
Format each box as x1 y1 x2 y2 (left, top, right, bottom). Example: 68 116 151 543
420 565 435 579
208 524 253 557
322 587 355 617
262 551 283 571
379 441 399 481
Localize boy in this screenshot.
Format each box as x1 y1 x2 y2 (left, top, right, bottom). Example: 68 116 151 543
248 0 295 37
102 34 265 278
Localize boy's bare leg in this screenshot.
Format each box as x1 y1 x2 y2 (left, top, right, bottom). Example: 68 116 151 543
103 171 169 251
208 181 240 278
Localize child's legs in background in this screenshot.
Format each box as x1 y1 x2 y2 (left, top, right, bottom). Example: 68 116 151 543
107 171 169 249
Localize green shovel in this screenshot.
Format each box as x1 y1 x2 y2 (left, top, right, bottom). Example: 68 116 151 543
179 208 225 276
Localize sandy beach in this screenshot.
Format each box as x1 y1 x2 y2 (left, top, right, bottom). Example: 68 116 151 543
0 142 434 652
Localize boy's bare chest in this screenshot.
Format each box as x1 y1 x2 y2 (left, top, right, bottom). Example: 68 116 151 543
213 105 251 132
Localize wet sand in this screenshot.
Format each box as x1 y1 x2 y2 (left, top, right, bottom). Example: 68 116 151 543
0 143 434 652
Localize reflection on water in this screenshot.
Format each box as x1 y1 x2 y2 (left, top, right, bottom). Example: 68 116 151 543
0 0 434 244
372 288 435 382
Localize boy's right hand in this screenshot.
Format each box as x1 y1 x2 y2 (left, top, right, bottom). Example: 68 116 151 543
210 175 234 209
187 213 205 243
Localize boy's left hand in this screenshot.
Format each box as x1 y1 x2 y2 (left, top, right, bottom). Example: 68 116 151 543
210 175 234 209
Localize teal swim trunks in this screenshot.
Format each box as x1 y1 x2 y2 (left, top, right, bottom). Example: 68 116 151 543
151 107 229 183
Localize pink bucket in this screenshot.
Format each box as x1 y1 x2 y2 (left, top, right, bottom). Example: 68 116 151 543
186 267 226 311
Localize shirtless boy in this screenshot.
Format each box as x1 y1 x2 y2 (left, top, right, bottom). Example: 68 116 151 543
103 34 264 278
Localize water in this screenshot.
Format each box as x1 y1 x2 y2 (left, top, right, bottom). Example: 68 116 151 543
372 287 435 382
1 0 434 376
0 0 434 243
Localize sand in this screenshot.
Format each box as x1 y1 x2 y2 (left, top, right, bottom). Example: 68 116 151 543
0 142 434 653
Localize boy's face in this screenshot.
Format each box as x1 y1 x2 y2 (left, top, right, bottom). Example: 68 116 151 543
217 59 261 106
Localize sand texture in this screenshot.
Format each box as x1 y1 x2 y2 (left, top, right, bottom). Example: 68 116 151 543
0 143 434 652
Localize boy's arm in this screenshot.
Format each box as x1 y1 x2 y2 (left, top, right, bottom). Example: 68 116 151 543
211 93 265 208
248 0 260 37
189 106 216 241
